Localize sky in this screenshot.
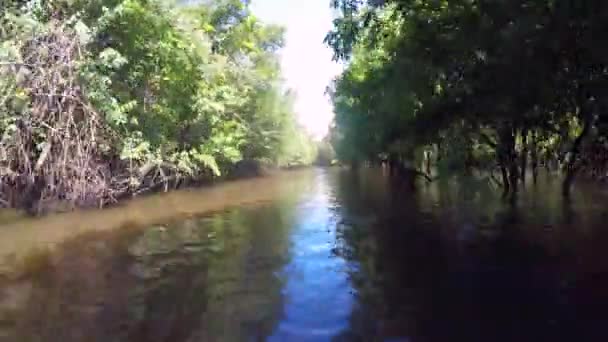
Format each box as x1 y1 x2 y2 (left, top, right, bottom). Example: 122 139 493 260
251 0 343 139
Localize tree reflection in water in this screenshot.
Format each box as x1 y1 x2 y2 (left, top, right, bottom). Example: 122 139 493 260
331 169 608 342
2 169 608 342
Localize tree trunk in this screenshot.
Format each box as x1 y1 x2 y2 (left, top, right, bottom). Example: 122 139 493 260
500 125 518 196
521 128 528 185
425 150 432 175
500 165 510 195
436 142 442 163
509 130 518 195
531 130 538 184
497 125 516 196
508 157 519 196
563 112 592 197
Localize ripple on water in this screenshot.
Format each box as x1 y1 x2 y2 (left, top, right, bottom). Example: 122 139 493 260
3 169 608 341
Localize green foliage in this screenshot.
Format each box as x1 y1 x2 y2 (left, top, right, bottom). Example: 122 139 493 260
277 119 318 167
1 0 316 209
328 0 608 194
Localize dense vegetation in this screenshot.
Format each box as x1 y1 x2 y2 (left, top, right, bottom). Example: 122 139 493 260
327 0 608 196
0 0 317 212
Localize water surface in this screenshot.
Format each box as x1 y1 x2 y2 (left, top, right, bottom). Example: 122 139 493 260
2 168 608 341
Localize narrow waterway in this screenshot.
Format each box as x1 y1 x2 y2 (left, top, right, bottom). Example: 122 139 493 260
1 168 608 341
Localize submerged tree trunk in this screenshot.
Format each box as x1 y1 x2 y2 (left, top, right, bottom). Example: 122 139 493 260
500 165 510 195
496 124 518 196
563 113 592 197
508 129 519 196
531 130 538 184
501 125 518 196
435 142 442 166
425 150 432 175
508 157 519 196
521 128 528 185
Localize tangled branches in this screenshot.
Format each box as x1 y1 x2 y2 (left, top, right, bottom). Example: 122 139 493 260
0 22 116 213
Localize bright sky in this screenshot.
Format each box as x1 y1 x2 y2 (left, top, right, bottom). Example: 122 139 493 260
251 0 342 139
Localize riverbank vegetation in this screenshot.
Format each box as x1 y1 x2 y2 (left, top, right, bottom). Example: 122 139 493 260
328 0 608 197
0 0 318 213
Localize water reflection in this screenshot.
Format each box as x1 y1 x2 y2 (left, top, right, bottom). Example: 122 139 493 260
268 170 354 341
2 168 608 341
332 169 608 342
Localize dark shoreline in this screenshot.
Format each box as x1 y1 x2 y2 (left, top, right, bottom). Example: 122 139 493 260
0 162 321 217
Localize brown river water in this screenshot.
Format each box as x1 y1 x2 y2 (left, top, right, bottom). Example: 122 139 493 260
1 167 608 341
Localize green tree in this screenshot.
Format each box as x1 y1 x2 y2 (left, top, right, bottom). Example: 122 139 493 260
0 0 316 212
328 0 608 196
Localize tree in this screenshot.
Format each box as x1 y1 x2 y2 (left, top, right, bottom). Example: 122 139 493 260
0 0 316 212
327 0 608 196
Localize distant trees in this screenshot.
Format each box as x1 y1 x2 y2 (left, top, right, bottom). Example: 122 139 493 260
0 0 316 212
327 0 608 196
315 136 336 166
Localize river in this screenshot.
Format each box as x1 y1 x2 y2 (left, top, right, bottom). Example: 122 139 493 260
1 168 608 341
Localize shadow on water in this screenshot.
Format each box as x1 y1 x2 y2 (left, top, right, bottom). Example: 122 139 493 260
2 168 608 341
332 169 608 342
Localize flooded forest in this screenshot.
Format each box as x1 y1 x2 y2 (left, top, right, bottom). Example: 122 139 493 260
2 0 608 341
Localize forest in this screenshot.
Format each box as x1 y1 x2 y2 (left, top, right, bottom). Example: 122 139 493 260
0 0 318 212
4 0 608 214
4 2 608 339
327 0 608 197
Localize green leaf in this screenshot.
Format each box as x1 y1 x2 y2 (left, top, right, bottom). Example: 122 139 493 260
194 153 220 176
